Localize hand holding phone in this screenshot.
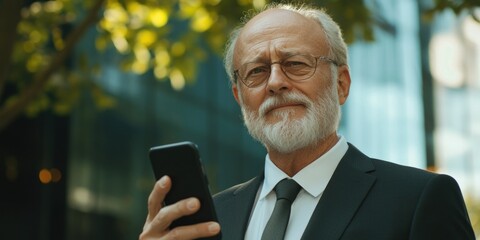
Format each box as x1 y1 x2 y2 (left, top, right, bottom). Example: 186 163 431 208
140 176 221 240
147 141 221 240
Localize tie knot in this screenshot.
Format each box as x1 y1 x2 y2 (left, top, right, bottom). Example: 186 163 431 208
274 178 301 203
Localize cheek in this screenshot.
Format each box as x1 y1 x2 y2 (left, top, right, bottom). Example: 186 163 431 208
239 88 265 110
307 75 335 97
295 83 323 101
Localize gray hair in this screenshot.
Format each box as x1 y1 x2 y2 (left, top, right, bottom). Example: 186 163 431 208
223 3 349 85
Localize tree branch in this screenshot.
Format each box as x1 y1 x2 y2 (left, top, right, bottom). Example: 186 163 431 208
0 0 25 100
0 0 106 132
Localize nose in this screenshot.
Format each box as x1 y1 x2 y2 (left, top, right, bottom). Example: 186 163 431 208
266 63 292 95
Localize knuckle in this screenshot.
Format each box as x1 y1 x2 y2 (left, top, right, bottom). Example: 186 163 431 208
147 195 159 213
178 198 197 214
176 201 186 213
147 181 168 214
167 225 200 240
169 204 185 219
152 209 168 226
147 195 154 209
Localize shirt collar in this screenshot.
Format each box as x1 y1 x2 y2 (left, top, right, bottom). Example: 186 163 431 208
259 136 349 199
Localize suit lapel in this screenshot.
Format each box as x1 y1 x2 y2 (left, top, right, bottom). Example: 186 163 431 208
301 144 376 240
218 175 263 240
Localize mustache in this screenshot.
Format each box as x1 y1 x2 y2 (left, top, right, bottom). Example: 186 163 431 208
259 92 313 116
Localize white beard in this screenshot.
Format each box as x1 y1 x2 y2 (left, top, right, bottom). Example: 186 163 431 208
240 85 340 154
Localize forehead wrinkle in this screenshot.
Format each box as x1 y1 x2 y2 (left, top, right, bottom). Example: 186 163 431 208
274 49 303 58
234 33 268 66
235 47 267 68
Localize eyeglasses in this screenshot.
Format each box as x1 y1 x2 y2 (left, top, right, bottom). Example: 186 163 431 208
233 54 338 88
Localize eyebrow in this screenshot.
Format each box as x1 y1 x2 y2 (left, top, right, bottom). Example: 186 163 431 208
242 49 304 64
275 49 303 58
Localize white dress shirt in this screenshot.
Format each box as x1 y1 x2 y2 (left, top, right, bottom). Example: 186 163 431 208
244 136 348 240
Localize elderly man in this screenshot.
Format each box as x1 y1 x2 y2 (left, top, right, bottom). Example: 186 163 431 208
140 3 475 240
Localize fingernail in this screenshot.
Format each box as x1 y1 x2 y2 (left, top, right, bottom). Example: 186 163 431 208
159 176 167 188
187 199 198 210
208 223 220 233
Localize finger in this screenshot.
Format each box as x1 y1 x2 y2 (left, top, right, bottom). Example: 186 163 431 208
167 222 221 240
146 175 171 223
151 197 201 232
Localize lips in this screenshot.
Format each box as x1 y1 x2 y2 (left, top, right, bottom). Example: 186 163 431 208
258 92 312 117
265 103 305 115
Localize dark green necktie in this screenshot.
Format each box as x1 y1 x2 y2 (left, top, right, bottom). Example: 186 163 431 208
261 178 302 240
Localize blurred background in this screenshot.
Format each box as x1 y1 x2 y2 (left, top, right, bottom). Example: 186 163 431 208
0 0 479 239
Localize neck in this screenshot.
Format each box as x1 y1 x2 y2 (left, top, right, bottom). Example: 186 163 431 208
267 133 339 177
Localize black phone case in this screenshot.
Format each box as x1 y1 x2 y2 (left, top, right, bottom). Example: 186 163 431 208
149 141 221 240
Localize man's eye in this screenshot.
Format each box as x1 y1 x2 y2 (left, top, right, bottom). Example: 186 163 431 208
283 61 308 68
247 66 268 76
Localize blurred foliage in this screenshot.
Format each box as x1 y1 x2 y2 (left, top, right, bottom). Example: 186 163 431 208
0 0 478 131
423 0 480 22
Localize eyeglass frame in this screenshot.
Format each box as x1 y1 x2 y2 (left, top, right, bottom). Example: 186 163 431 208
233 54 339 88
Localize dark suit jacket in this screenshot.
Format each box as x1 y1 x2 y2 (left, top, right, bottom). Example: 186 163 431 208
213 144 475 240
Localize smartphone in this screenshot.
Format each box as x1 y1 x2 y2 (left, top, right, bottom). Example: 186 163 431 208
149 141 221 240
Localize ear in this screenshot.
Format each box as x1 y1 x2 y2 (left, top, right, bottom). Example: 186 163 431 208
336 65 351 105
232 84 241 105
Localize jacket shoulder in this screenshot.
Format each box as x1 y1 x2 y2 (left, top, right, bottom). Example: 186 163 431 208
347 143 437 182
213 176 259 203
